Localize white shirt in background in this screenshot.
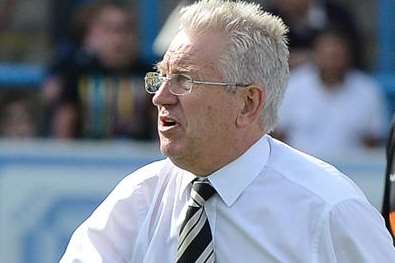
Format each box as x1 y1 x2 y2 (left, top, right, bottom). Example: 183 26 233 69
278 64 387 159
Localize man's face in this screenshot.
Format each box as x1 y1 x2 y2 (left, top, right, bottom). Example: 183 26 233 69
88 6 137 68
152 30 241 175
314 34 350 81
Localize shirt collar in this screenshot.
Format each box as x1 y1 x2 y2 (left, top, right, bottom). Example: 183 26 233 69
208 135 270 207
174 135 270 207
175 162 196 196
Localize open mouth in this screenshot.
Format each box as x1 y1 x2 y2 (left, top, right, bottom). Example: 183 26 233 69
160 116 178 127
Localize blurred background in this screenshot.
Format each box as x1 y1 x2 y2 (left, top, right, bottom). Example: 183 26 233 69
0 0 394 262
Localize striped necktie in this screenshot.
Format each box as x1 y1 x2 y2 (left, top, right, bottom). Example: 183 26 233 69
176 179 216 263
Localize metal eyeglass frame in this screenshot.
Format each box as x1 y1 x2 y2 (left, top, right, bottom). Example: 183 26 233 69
144 72 251 96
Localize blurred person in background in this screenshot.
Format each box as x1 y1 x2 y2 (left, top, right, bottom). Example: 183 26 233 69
0 93 37 138
0 0 33 139
0 0 16 31
268 0 362 70
48 0 96 57
42 1 155 140
274 28 387 160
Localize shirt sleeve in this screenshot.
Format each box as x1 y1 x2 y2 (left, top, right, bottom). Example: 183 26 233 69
315 199 395 263
59 164 162 263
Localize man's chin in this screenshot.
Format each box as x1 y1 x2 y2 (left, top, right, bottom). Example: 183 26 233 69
159 139 182 158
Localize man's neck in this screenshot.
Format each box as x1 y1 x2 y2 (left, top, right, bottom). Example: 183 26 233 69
180 130 265 177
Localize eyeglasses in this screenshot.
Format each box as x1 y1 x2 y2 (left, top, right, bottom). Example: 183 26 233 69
144 72 250 96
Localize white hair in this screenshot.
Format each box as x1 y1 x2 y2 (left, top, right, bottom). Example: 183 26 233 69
179 0 289 133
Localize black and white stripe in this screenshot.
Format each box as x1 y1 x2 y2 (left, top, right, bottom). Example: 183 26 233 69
176 179 216 263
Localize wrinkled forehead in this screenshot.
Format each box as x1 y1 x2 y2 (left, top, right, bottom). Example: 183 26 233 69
158 30 226 75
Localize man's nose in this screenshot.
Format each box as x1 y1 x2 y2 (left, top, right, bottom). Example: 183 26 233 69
152 82 178 106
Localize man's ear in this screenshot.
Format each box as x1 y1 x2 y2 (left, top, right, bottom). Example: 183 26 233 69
236 85 264 128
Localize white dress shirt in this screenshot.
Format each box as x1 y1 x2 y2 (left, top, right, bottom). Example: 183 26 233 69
60 135 395 262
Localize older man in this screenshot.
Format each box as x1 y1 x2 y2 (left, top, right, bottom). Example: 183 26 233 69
60 1 395 262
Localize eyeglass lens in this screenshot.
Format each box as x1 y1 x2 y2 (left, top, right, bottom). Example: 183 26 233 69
145 73 192 95
144 72 161 93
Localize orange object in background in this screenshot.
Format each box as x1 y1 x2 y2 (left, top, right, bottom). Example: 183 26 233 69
390 212 395 236
382 117 395 243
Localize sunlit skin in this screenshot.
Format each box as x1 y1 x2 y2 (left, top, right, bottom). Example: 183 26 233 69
153 30 265 176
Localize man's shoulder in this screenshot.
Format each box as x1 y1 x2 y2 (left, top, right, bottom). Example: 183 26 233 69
347 70 379 88
346 70 384 100
266 137 368 205
283 64 320 100
91 159 176 217
288 64 317 84
119 159 174 191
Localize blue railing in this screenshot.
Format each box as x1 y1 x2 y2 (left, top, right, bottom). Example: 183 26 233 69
377 0 395 73
0 64 45 88
139 0 159 64
376 0 395 116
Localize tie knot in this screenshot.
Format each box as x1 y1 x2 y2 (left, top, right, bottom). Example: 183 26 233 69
190 179 216 207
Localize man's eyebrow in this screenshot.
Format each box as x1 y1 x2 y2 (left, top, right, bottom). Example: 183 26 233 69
155 62 198 74
173 66 194 74
154 61 165 72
